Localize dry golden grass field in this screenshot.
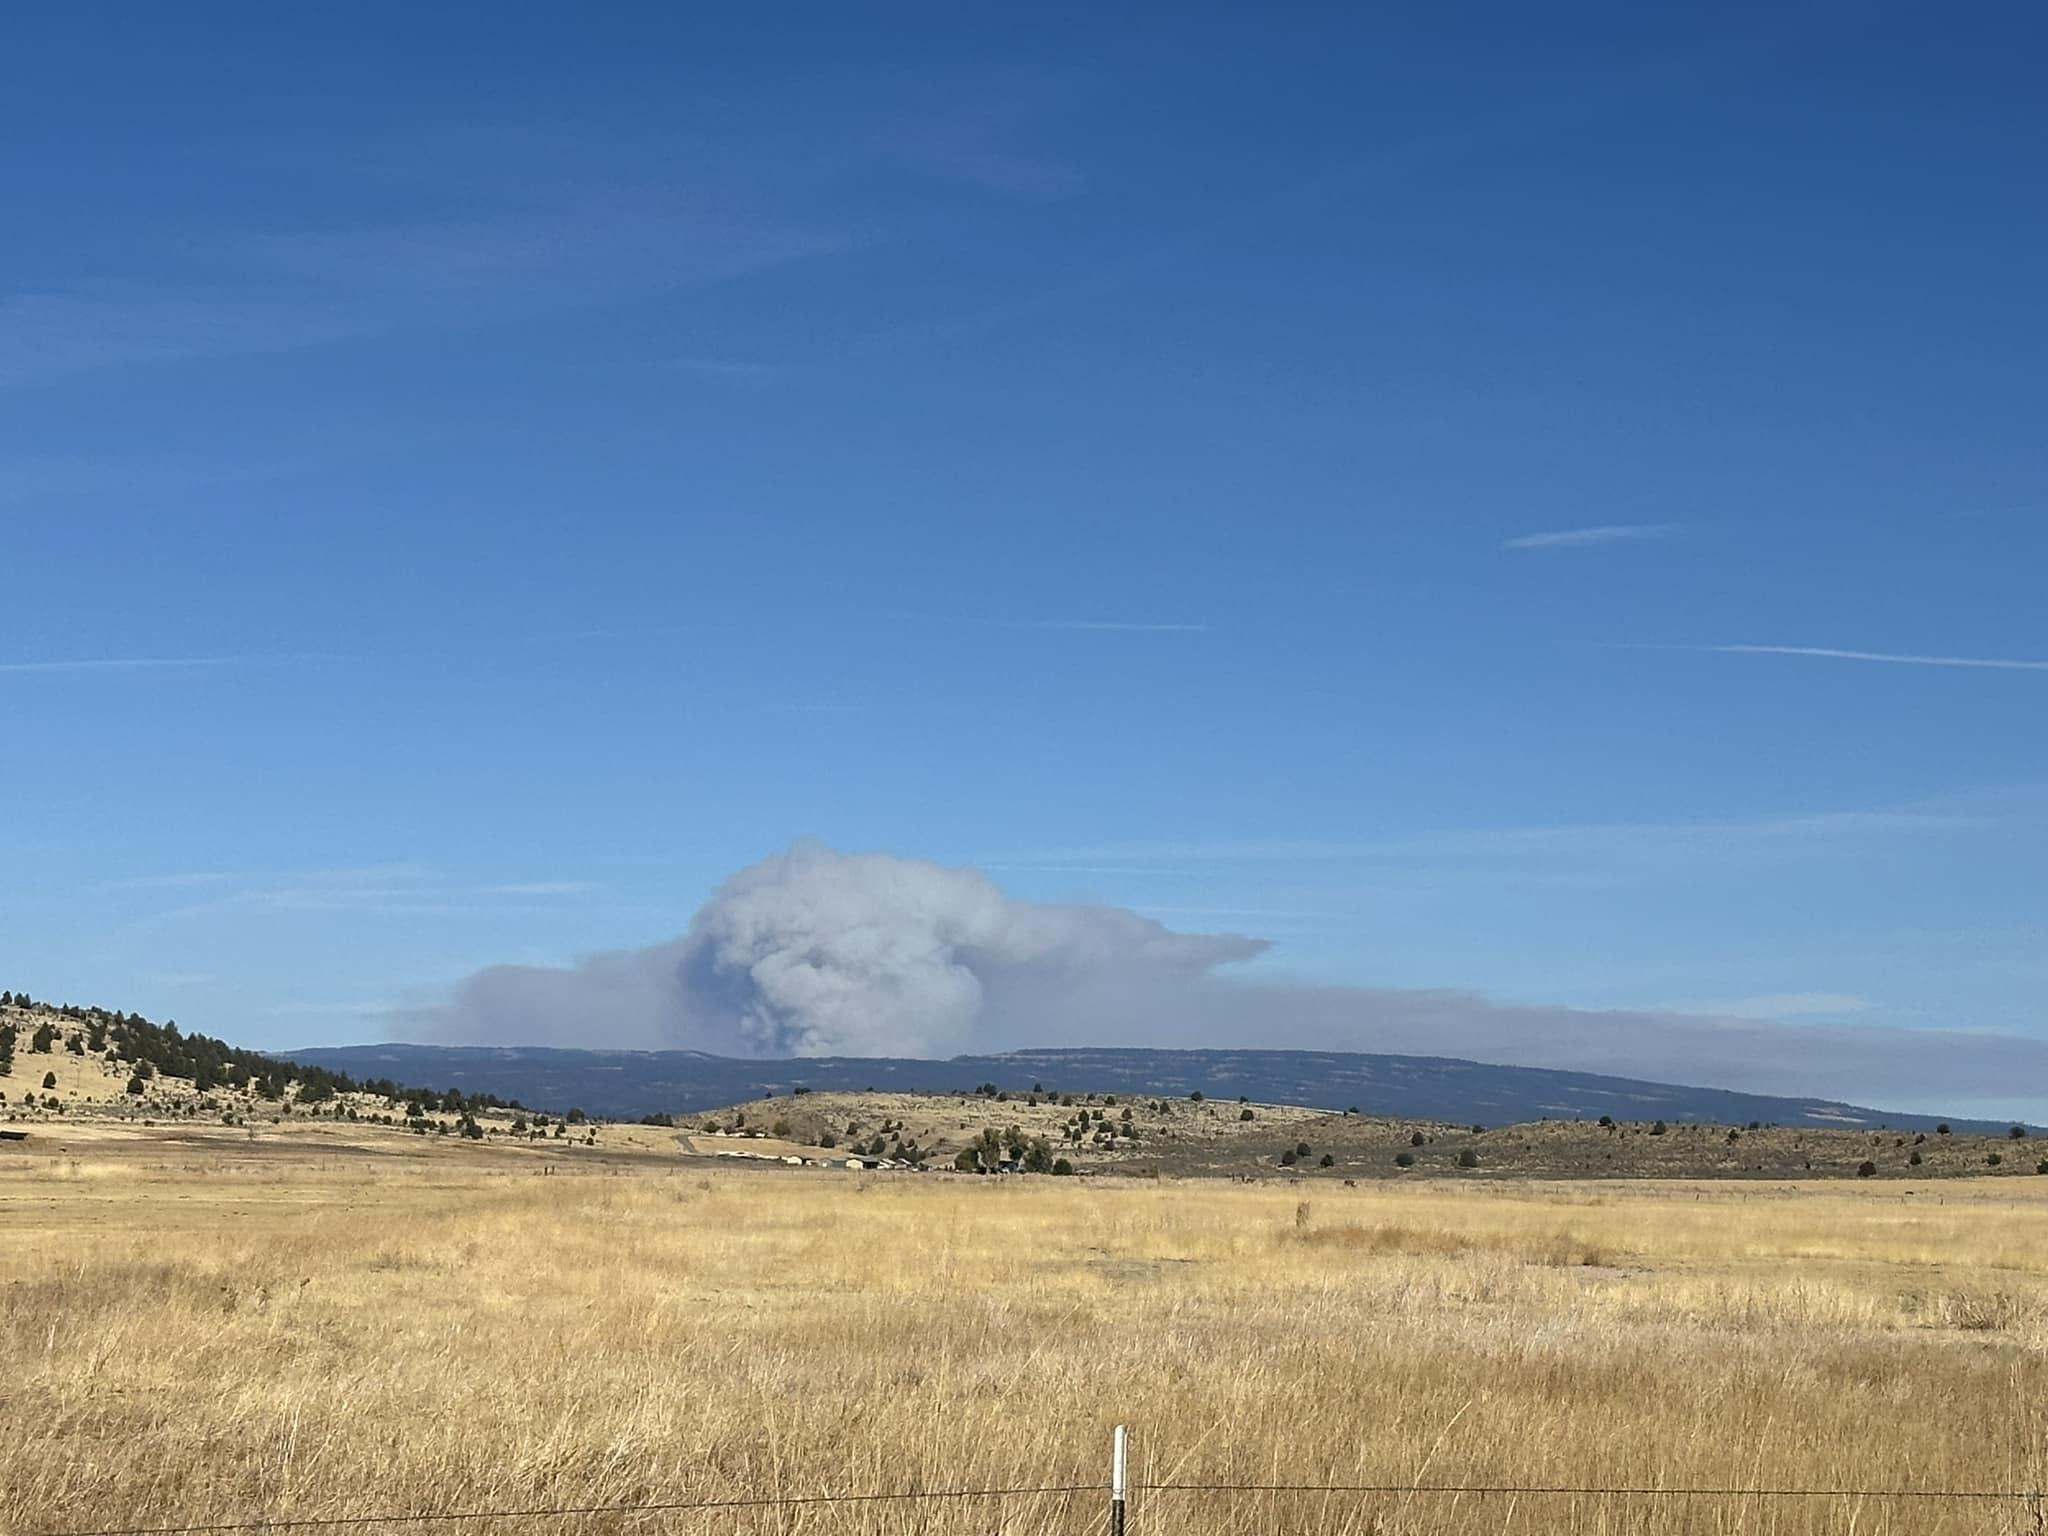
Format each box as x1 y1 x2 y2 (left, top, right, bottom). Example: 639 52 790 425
5 1133 2048 1536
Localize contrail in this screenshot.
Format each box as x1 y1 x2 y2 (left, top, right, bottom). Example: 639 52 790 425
1709 644 2048 673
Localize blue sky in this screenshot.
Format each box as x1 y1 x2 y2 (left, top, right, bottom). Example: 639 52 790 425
3 4 2043 1113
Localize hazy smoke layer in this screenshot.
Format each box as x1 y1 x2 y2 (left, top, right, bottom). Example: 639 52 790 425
425 843 2048 1106
436 842 1265 1059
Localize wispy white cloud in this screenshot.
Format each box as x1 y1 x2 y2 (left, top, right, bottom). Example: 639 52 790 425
572 622 718 641
871 87 1088 203
0 451 320 503
1007 792 2024 874
662 356 779 379
106 871 243 891
1502 523 1676 551
143 971 215 989
886 140 1085 201
1 198 844 389
979 862 1159 876
1027 620 1209 633
111 864 600 934
1705 644 2048 673
762 701 864 716
0 655 263 675
1671 991 1871 1020
266 998 400 1019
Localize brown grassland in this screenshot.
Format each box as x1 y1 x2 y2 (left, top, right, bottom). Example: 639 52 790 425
5 1133 2048 1536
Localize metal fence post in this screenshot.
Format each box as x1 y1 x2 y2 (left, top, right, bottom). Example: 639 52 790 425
1111 1424 1128 1536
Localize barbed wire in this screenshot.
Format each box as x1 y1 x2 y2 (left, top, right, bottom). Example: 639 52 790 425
1140 1480 2039 1502
30 1473 2044 1536
28 1485 1098 1536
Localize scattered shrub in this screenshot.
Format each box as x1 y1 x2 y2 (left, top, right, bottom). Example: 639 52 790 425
1393 1151 1415 1168
1856 1160 1877 1178
1457 1149 1479 1168
1239 1108 1255 1122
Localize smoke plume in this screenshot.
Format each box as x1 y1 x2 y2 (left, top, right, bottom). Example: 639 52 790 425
424 842 2048 1108
435 842 1264 1059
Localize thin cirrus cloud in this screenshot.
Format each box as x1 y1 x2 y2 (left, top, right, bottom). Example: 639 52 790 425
107 866 602 937
1501 523 1677 550
1667 992 1871 1020
0 655 259 675
1025 619 1210 633
660 356 780 379
1706 644 2048 674
1005 795 2000 873
0 652 331 677
875 610 1211 636
1 199 844 390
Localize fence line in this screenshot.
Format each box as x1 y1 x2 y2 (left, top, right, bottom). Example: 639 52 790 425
35 1478 2044 1536
1141 1480 2038 1501
28 1419 2046 1536
30 1486 1100 1536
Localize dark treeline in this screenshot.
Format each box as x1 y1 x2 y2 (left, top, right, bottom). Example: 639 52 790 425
0 989 533 1116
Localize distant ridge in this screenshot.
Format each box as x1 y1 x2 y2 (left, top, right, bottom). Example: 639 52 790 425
283 1042 2013 1133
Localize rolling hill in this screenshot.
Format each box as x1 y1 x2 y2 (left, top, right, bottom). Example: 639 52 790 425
284 1041 2018 1133
6 990 2036 1179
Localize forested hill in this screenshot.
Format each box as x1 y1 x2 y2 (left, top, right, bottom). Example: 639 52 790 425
0 990 520 1114
284 1041 2017 1134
